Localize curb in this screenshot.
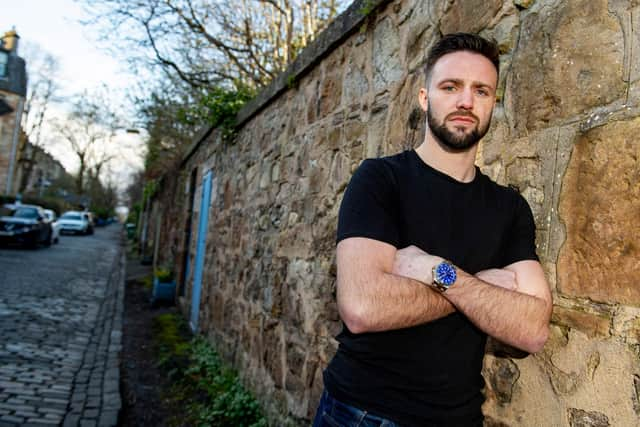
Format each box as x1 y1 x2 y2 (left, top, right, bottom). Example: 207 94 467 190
62 238 125 427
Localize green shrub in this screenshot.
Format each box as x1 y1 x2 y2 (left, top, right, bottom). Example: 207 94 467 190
185 338 267 427
152 314 267 427
153 313 191 377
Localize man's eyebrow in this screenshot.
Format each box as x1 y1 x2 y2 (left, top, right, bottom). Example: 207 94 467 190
437 78 463 86
436 78 495 90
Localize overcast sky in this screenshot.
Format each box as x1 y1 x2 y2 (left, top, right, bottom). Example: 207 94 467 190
1 0 145 191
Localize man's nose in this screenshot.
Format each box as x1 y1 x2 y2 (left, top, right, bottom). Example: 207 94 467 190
456 88 474 110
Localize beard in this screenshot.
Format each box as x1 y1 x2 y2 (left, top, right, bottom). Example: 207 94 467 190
427 101 492 152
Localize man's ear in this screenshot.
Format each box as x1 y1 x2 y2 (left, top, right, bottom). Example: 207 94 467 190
419 88 428 112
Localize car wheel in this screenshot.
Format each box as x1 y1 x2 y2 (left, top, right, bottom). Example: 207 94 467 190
44 231 52 247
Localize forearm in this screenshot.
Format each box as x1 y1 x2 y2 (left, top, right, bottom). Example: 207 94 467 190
338 272 455 334
443 273 551 353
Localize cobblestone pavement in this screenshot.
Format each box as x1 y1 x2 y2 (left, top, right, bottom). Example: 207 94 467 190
0 225 124 427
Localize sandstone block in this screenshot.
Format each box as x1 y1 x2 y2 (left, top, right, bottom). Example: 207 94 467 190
509 0 625 134
373 17 403 94
552 306 611 338
440 0 503 34
341 44 369 108
558 118 640 306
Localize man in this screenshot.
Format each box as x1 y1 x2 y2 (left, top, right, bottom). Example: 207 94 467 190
313 33 552 427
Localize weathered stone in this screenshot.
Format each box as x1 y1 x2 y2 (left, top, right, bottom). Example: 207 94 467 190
385 71 424 152
557 118 640 306
404 20 438 73
611 307 640 346
367 105 387 158
548 363 579 396
329 151 350 193
483 416 512 427
552 306 611 338
372 17 403 93
304 72 321 125
319 49 345 119
513 0 535 9
509 0 625 134
308 149 333 195
342 43 369 107
568 408 610 427
488 357 520 404
263 324 284 388
483 13 520 55
440 0 503 34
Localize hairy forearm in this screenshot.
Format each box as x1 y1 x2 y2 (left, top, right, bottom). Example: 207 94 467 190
338 272 455 334
443 274 550 353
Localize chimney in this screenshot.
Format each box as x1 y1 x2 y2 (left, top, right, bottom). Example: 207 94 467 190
2 29 20 54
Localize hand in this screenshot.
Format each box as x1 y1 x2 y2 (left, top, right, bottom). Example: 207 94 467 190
475 268 517 291
392 245 443 284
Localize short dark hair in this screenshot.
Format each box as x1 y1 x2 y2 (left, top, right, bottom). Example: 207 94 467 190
424 33 500 84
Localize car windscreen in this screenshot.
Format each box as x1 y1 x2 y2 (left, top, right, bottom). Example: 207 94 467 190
14 207 39 219
0 206 14 216
61 213 82 220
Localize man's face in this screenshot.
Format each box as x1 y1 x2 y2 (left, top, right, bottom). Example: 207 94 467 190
420 51 498 151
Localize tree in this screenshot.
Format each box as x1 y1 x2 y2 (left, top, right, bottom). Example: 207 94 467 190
18 43 60 193
80 0 347 91
53 90 119 195
80 0 348 190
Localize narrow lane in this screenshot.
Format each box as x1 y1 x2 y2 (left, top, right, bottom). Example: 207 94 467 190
0 225 123 426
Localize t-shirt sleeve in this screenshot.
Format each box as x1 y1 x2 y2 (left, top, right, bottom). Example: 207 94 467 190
336 159 400 247
502 192 539 266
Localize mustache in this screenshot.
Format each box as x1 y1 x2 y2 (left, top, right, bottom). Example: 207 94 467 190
445 110 479 122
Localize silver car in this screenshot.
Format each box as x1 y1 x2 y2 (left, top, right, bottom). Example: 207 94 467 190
58 211 93 235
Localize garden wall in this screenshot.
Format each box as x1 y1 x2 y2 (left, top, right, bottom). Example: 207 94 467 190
155 0 640 425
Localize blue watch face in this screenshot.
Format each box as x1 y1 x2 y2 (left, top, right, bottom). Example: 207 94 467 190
435 262 457 286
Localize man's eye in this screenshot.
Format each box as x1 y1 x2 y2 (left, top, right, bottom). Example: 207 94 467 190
443 86 456 92
476 89 489 96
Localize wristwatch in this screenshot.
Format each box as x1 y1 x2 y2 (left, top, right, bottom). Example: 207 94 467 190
431 261 457 292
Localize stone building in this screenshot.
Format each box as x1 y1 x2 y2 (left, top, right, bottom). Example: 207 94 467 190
14 141 70 197
149 0 640 425
0 29 27 196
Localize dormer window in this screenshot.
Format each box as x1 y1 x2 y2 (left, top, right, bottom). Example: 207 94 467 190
0 50 8 78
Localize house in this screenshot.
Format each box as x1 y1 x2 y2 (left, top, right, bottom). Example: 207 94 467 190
0 29 27 196
14 140 70 197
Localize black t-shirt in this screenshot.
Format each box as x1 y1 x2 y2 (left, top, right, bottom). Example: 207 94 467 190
323 150 539 427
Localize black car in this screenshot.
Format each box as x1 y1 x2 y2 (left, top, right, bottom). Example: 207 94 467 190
0 204 53 248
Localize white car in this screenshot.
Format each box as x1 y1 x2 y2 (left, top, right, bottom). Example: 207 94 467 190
58 211 94 235
43 209 60 244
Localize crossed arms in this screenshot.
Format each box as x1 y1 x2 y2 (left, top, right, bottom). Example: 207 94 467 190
336 237 553 353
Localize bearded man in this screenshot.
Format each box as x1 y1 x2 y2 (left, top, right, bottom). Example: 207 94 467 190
313 33 552 427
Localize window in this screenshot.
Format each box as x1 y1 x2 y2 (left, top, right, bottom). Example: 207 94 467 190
0 51 8 78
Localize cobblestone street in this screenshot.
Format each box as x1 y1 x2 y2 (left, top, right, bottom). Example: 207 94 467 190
0 225 124 427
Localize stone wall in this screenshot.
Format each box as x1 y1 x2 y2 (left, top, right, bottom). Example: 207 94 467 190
156 0 640 425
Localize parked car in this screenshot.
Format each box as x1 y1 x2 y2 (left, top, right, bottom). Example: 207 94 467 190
58 211 94 235
0 204 53 248
43 209 60 244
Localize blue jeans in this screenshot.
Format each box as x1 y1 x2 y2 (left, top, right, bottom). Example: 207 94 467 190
312 390 401 427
